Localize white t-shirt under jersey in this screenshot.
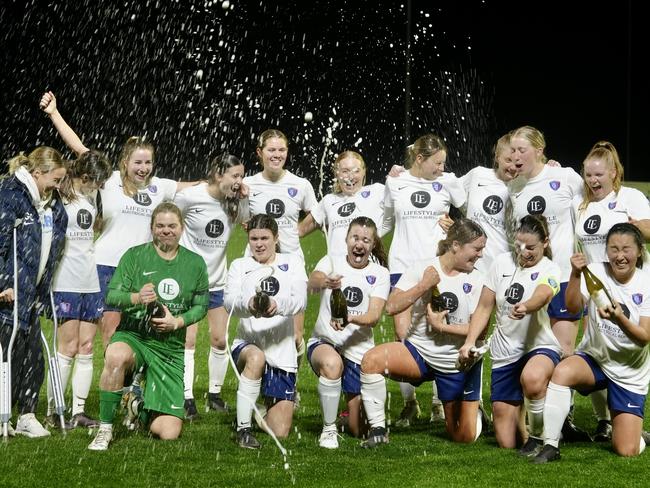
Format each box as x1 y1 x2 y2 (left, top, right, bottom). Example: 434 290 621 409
53 191 100 292
174 183 249 291
226 253 307 373
308 254 390 364
487 252 562 369
95 171 177 267
396 257 484 373
384 171 466 274
311 183 386 257
460 166 509 274
574 187 650 264
511 165 583 282
577 262 650 395
244 170 317 262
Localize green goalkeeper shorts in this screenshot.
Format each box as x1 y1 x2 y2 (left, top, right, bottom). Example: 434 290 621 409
111 330 185 419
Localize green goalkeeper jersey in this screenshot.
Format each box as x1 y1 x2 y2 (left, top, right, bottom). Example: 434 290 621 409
107 242 209 349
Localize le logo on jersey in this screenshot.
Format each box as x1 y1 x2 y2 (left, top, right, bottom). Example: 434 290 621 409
527 196 546 215
344 286 363 307
134 192 152 206
158 279 180 300
266 199 285 218
549 181 561 191
77 209 93 229
584 215 601 234
482 195 504 215
205 219 224 238
411 191 431 208
440 292 459 313
260 276 280 296
338 202 356 217
505 283 524 304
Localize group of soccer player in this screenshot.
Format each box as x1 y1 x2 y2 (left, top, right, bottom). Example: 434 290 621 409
1 92 649 464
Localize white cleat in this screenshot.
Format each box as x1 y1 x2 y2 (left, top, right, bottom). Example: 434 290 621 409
319 428 340 449
15 413 51 438
430 402 446 423
88 426 113 451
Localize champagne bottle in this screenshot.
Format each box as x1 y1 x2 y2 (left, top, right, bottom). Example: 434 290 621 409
430 285 445 311
583 266 615 310
147 300 166 319
330 287 348 328
252 286 270 318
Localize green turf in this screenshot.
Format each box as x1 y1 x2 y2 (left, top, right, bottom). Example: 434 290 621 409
2 224 650 488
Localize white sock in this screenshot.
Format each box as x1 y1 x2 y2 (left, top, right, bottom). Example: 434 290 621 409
71 354 93 416
184 349 195 400
590 389 610 421
543 382 572 448
208 346 229 394
236 374 261 430
318 376 341 428
361 373 386 428
474 408 483 441
432 381 442 405
399 382 416 403
525 396 545 438
47 352 73 414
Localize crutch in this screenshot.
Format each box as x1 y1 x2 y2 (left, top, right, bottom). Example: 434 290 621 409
1 219 23 440
41 290 67 434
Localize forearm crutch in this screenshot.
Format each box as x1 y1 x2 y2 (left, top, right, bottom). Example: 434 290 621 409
40 290 67 434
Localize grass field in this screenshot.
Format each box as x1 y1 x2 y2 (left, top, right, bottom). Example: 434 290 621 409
3 190 650 488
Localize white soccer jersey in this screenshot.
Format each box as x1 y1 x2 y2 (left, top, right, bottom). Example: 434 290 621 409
574 187 650 264
396 257 484 373
576 263 650 395
487 252 562 369
511 165 583 281
244 171 317 262
95 171 177 267
460 166 509 273
311 183 386 257
53 191 100 292
174 183 249 291
308 254 390 364
226 253 307 373
384 171 466 274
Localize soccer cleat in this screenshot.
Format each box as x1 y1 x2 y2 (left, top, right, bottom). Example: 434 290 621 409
361 426 389 448
122 390 143 431
337 410 350 432
531 444 561 464
5 421 16 437
15 413 51 438
642 431 650 446
71 412 100 429
518 436 543 457
293 391 301 411
430 402 446 423
478 403 491 433
395 399 421 427
184 398 199 421
319 428 340 449
561 418 592 443
237 428 261 449
44 413 73 430
88 426 113 451
593 419 612 442
207 392 229 412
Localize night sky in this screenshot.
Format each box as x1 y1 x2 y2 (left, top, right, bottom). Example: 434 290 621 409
1 0 646 188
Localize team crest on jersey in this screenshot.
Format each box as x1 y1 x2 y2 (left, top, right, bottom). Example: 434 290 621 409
531 272 539 281
366 275 376 285
278 263 289 272
361 190 370 198
432 182 442 192
463 283 472 294
608 201 617 210
549 181 561 191
148 184 158 193
59 302 71 314
633 293 643 305
22 211 35 226
287 187 298 197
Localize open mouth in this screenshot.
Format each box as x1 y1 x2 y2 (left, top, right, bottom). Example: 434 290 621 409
351 249 366 264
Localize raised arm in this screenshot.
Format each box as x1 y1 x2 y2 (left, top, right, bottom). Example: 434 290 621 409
39 91 89 156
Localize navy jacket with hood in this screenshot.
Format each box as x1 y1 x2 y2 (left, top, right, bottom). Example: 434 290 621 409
0 174 68 330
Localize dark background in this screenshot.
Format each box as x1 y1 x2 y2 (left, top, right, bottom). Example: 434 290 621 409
0 0 646 192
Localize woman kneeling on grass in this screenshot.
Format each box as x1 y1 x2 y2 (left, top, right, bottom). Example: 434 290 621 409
307 216 390 449
532 223 650 463
225 214 307 449
360 218 487 447
88 202 209 451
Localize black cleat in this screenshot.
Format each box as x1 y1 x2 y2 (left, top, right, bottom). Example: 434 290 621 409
208 393 229 412
593 420 612 442
71 412 100 429
184 398 199 421
237 428 261 449
531 444 561 464
561 419 592 443
361 426 389 448
518 436 543 457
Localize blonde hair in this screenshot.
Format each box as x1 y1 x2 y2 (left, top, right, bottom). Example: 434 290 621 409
256 129 289 159
7 146 65 175
492 132 512 170
578 141 624 211
332 150 366 194
510 126 548 164
118 136 155 197
405 134 446 169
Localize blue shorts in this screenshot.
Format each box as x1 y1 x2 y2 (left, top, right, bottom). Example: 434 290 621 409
404 340 482 402
97 265 118 312
232 342 296 402
491 348 561 402
575 352 646 418
307 340 362 395
53 291 104 322
390 273 402 291
547 281 583 320
208 290 224 309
